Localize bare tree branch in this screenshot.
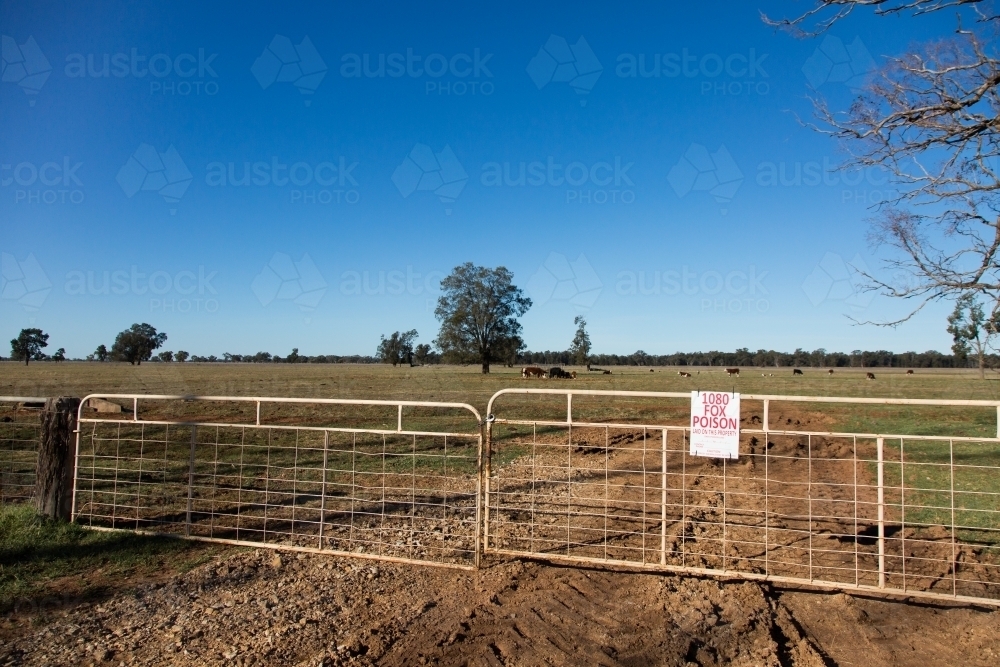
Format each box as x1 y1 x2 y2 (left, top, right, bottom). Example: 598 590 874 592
766 2 999 325
762 0 995 37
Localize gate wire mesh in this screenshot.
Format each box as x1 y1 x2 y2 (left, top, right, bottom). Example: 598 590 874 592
72 395 483 569
0 398 45 504
484 389 1000 606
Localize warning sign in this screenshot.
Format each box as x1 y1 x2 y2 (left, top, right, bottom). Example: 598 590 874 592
690 391 740 459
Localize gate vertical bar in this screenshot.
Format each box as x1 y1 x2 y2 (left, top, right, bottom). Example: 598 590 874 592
877 436 885 589
186 425 197 537
950 438 956 597
70 402 84 520
808 434 813 581
319 430 328 548
483 419 492 552
661 428 667 565
474 429 482 568
764 412 769 576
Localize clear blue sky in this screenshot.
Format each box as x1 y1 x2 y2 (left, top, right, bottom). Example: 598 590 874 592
0 1 965 357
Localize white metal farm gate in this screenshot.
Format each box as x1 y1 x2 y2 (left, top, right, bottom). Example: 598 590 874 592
71 394 484 569
65 389 1000 606
483 388 1000 607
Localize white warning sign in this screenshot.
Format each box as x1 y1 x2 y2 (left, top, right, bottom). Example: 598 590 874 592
690 391 740 459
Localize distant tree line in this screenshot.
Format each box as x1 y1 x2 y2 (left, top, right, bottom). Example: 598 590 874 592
520 347 993 369
175 350 380 364
7 329 996 370
146 347 990 368
5 262 998 374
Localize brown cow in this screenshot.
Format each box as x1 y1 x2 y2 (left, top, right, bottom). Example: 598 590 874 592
678 371 692 378
603 370 612 375
725 368 740 377
827 369 834 375
906 369 914 375
522 366 546 379
793 368 804 375
866 372 876 380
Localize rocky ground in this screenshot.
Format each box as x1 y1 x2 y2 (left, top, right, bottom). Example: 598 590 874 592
2 546 999 666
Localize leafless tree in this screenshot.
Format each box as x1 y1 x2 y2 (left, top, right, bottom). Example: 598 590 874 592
765 1 1000 325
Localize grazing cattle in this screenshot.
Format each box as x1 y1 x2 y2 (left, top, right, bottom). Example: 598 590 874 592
678 371 692 378
650 369 655 372
522 366 546 379
725 368 740 377
570 371 578 379
827 369 834 375
549 367 574 379
866 372 876 380
906 369 914 375
793 368 804 376
603 370 612 375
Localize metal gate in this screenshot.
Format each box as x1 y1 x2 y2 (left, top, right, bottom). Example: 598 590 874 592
72 394 483 569
483 388 1000 606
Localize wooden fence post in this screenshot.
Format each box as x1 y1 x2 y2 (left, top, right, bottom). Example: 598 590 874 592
34 397 81 520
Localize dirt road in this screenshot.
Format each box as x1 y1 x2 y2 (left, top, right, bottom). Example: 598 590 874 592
2 547 998 666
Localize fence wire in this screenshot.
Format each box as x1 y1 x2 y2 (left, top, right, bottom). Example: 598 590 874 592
0 399 44 504
484 389 1000 606
73 395 483 569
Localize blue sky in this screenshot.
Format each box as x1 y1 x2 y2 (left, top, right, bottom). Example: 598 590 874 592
0 1 969 357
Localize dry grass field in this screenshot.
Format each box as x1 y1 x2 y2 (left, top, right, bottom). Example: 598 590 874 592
5 360 1000 404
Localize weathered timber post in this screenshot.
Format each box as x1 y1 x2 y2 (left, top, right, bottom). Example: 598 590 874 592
34 397 81 520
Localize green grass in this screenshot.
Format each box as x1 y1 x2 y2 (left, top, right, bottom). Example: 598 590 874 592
831 405 998 438
878 439 1000 544
0 504 220 613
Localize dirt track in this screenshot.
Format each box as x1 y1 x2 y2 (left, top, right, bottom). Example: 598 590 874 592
2 547 998 666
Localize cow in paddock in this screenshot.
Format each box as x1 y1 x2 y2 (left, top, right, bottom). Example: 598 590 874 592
866 372 876 380
603 370 612 375
906 369 914 375
522 366 546 379
678 371 692 378
548 367 574 379
793 368 804 376
725 368 740 377
827 369 834 376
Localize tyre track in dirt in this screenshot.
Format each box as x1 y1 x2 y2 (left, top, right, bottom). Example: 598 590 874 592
382 560 826 667
3 544 998 666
